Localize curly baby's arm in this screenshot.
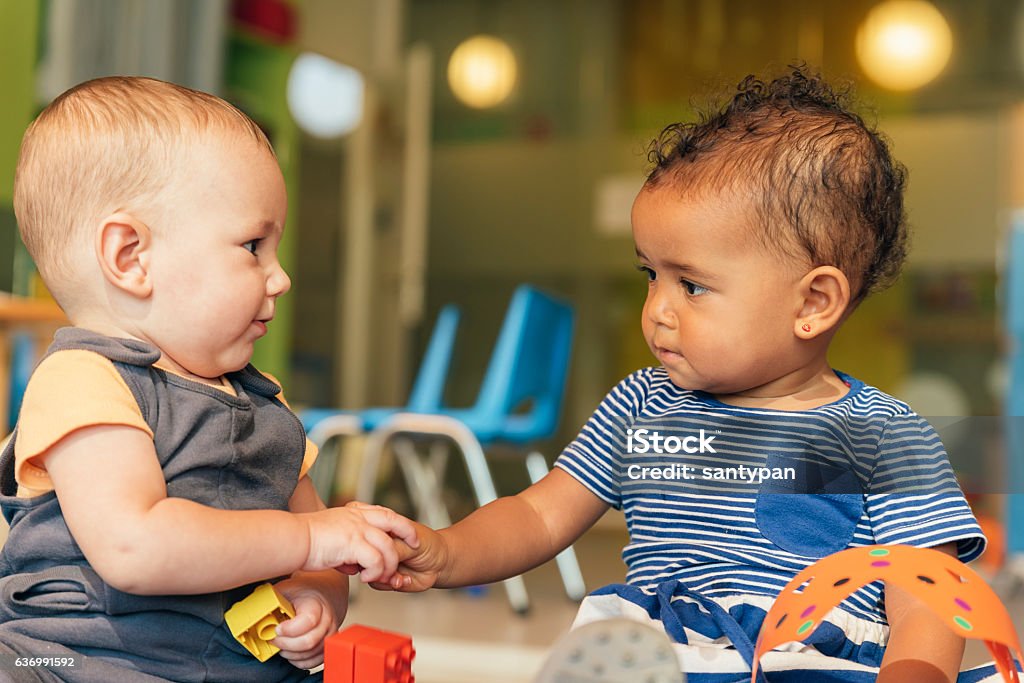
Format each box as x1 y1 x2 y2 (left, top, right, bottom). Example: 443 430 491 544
391 468 609 591
877 542 964 683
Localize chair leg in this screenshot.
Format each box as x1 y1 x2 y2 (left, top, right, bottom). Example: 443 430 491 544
358 415 532 614
446 424 531 614
427 439 450 489
423 440 453 527
356 423 394 506
305 415 365 601
306 415 364 503
347 424 403 603
526 451 587 602
393 438 452 529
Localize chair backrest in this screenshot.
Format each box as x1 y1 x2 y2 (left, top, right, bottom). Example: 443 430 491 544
470 285 575 441
8 332 37 429
1008 223 1023 416
406 304 461 412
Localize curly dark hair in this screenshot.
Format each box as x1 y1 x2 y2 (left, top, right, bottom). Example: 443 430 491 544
645 65 908 303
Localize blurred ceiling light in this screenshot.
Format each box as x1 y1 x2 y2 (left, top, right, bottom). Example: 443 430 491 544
287 52 364 138
856 0 953 91
447 35 517 108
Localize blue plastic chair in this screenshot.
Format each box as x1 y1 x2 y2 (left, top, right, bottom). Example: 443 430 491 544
8 333 36 430
1005 221 1024 556
299 304 461 501
1008 222 1024 418
357 285 584 613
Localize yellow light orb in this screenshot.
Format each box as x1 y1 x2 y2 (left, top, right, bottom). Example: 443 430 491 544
856 0 953 91
447 35 517 108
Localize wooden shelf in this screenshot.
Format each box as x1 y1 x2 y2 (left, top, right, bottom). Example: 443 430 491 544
0 296 67 433
0 294 66 324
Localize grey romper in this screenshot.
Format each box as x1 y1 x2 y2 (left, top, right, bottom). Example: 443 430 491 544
0 328 322 682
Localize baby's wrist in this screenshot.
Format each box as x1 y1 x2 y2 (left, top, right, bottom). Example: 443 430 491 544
434 529 456 588
295 512 319 570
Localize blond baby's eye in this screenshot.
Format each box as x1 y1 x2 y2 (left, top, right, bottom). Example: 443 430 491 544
243 239 261 255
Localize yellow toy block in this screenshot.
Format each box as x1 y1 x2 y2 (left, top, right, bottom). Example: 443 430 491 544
225 583 296 662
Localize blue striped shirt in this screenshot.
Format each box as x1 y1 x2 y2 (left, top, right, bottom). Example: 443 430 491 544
555 366 986 623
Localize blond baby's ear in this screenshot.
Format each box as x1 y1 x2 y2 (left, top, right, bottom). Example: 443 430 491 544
794 265 850 340
95 213 153 298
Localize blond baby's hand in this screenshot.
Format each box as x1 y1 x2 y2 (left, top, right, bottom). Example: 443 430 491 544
302 504 419 583
270 579 341 670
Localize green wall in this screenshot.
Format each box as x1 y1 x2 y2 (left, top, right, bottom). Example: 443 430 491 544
0 0 40 293
226 30 299 386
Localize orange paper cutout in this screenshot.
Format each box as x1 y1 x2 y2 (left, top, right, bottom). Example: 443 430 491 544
753 545 1023 683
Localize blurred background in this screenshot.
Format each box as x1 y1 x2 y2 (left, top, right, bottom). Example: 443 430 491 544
0 0 1017 423
0 1 1022 681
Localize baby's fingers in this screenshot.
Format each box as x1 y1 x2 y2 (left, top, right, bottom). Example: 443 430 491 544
358 527 401 583
274 611 316 639
368 573 412 592
395 538 419 563
355 506 420 549
272 615 326 669
342 537 386 582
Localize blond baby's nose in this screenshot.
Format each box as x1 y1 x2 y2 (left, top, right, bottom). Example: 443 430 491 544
268 263 291 297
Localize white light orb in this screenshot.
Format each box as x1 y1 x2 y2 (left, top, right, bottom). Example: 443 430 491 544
856 0 953 91
447 35 517 109
287 52 364 138
895 371 970 417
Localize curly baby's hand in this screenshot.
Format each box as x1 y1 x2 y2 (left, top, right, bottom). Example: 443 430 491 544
369 522 449 593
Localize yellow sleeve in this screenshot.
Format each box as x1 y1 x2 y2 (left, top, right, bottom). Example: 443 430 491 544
14 349 153 494
260 371 319 479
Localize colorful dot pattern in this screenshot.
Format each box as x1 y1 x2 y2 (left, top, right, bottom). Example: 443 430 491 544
752 544 1022 683
954 616 974 632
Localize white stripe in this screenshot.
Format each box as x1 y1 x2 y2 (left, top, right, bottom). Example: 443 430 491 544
555 366 985 624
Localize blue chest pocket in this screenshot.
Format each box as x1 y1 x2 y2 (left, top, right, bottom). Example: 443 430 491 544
754 454 865 559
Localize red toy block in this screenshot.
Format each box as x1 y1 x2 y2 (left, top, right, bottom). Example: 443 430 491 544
325 625 415 683
325 626 380 683
355 630 414 683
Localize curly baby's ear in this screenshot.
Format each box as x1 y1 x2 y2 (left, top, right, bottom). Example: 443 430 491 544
794 265 850 340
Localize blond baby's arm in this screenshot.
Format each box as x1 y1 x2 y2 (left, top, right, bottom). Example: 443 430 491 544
44 424 415 595
288 479 352 610
876 542 964 683
396 468 608 590
278 474 349 628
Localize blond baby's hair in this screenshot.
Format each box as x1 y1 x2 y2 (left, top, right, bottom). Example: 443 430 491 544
13 76 273 306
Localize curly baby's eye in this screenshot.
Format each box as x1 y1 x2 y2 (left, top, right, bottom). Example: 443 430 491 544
682 279 709 296
635 264 656 282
